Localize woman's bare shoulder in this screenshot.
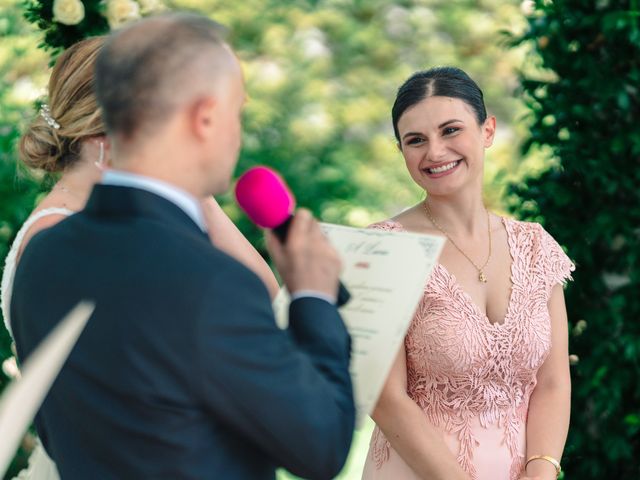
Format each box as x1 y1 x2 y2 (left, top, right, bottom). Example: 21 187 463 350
388 204 439 234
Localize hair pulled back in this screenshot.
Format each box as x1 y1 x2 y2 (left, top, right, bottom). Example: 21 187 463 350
19 36 105 172
391 66 487 141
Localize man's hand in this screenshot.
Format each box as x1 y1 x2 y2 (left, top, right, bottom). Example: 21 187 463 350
265 209 341 301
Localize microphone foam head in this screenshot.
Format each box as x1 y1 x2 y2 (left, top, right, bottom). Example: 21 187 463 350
235 166 295 228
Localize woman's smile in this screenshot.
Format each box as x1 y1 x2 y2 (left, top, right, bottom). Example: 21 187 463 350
424 159 462 178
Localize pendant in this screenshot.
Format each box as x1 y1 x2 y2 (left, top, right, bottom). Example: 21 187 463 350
479 271 487 283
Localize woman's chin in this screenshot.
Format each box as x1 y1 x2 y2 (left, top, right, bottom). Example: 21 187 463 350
422 177 466 198
421 170 482 198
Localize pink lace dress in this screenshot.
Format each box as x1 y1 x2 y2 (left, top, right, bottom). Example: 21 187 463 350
362 217 574 480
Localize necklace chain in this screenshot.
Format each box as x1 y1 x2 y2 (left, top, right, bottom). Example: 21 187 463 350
423 200 492 283
52 182 81 200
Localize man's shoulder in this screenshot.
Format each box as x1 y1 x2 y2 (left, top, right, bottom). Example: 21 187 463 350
17 213 75 263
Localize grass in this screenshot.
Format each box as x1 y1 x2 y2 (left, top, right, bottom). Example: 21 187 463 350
276 417 375 480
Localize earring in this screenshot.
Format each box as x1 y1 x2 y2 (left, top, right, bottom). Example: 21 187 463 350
94 141 105 169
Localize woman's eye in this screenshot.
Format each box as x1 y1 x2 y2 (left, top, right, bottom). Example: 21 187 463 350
406 137 424 145
443 127 460 135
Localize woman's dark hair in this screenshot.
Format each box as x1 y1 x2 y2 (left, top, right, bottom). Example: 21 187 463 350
391 66 487 141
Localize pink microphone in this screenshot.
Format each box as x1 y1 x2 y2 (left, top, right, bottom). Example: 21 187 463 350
235 166 350 306
235 166 295 236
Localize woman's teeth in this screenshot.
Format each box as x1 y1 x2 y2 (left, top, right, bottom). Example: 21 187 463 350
427 160 460 174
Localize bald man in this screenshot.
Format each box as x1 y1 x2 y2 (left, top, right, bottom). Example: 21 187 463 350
12 13 355 479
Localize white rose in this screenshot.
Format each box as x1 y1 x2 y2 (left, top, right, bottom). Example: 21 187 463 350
104 0 141 29
520 0 535 16
53 0 85 26
136 0 164 15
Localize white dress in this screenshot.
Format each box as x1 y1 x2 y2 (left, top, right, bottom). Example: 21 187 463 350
1 207 73 480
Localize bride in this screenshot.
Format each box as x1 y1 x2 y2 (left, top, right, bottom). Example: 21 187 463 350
1 36 278 479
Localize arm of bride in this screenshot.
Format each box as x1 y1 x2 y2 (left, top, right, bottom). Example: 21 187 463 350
521 285 571 480
201 197 279 299
372 344 470 480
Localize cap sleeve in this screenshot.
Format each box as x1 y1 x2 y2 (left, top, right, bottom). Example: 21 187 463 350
537 224 575 292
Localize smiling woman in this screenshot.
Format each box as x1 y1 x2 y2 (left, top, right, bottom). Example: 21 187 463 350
362 67 574 480
398 94 494 198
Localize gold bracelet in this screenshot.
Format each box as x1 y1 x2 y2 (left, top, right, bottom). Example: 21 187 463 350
525 455 561 477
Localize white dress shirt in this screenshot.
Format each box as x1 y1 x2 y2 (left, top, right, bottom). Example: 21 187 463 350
101 170 207 232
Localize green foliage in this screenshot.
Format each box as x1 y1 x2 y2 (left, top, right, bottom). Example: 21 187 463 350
22 0 165 62
23 0 109 59
184 0 529 252
0 121 40 480
0 4 47 477
507 1 640 477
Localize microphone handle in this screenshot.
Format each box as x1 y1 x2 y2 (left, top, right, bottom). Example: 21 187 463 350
272 216 293 243
272 217 351 307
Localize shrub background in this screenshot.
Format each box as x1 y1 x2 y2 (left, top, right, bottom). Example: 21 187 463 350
507 1 640 478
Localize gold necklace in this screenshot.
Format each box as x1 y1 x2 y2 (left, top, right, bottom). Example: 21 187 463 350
52 182 81 199
423 200 492 283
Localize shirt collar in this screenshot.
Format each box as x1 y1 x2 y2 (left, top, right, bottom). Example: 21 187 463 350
101 169 207 232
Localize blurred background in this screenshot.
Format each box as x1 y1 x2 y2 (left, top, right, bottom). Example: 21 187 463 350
1 0 638 478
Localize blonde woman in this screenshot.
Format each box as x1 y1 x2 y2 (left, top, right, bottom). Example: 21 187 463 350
2 36 278 480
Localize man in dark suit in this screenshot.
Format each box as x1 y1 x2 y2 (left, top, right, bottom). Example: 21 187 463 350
11 12 355 479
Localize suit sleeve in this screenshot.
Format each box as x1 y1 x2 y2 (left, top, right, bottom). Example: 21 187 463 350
194 261 355 479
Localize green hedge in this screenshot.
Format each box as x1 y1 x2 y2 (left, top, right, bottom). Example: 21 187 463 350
508 1 640 478
0 99 43 480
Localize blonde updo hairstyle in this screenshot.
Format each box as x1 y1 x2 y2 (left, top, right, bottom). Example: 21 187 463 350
19 36 106 172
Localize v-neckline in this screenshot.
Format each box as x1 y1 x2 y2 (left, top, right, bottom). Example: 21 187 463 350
435 216 516 327
386 216 516 328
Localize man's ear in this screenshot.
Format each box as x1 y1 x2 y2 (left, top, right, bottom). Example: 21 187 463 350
190 96 217 141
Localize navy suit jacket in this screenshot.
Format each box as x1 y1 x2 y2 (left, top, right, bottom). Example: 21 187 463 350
11 185 355 479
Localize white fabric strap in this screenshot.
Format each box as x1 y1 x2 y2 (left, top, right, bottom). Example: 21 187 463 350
1 208 74 338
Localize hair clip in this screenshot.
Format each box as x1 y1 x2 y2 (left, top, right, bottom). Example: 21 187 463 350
40 104 61 130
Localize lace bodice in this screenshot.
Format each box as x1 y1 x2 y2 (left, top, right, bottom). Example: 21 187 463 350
1 207 74 337
367 217 574 480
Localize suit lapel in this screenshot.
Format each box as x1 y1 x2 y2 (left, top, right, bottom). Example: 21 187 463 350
83 185 209 240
